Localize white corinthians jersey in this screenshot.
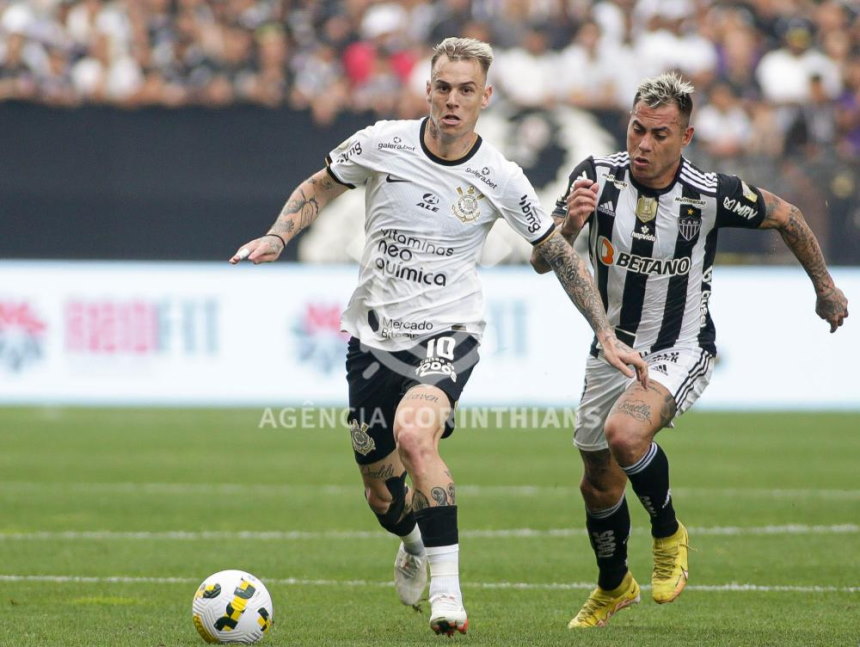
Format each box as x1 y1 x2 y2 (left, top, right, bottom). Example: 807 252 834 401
556 152 766 356
327 118 555 350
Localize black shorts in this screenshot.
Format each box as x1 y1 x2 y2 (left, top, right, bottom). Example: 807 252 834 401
345 331 480 465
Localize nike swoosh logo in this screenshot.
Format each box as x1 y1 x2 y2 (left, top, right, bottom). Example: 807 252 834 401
386 174 409 183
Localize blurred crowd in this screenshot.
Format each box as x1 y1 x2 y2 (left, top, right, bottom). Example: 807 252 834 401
1 0 859 162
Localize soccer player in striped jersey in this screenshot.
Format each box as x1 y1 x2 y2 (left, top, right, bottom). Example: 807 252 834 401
230 37 647 636
533 72 848 628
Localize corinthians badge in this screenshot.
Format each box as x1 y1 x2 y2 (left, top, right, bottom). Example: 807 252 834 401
452 185 485 223
349 419 375 456
635 196 657 223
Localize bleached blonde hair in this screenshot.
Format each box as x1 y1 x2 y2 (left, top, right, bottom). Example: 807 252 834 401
634 72 695 125
431 37 494 78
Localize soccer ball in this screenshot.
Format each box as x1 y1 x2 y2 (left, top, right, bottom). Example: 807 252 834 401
192 569 274 644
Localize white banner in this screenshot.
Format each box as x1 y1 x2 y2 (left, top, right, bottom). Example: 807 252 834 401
0 261 856 409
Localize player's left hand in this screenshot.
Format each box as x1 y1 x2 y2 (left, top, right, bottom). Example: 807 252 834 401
228 235 285 265
815 284 848 332
599 333 649 388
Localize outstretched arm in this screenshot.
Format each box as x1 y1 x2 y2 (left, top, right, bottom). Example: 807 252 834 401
535 230 648 386
531 179 598 274
229 168 348 264
758 189 848 332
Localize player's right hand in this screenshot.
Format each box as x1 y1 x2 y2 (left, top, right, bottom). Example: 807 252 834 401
228 236 285 265
599 333 649 389
562 179 598 236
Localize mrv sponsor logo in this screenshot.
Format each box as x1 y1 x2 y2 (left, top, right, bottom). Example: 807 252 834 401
722 197 758 220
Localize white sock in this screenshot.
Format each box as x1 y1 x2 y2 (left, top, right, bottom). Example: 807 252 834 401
426 544 461 600
400 526 425 555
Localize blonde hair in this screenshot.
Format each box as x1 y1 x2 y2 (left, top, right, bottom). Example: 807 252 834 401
634 72 695 124
431 37 494 77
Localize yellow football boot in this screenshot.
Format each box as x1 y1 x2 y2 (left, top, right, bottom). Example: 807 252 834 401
652 521 690 604
568 572 640 628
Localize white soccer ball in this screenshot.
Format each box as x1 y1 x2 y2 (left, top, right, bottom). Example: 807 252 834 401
192 569 274 644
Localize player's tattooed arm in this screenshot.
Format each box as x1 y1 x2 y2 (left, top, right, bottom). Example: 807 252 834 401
269 169 348 243
536 230 648 385
759 189 848 332
229 168 348 264
536 230 609 334
530 215 565 274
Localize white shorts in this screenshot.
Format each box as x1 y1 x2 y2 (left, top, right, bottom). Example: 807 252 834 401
573 346 715 452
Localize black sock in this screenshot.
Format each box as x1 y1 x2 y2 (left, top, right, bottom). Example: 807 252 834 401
622 442 679 538
586 496 630 591
414 505 458 547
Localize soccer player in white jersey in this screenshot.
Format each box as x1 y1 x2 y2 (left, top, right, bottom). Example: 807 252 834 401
533 72 848 628
230 37 647 636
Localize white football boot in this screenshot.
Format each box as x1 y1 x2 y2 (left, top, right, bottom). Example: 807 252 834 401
394 542 428 606
429 594 468 635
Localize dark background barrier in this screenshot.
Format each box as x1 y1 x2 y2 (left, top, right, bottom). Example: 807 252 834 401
0 103 367 261
2 103 858 264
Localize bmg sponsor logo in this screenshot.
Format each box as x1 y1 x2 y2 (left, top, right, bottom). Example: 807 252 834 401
65 299 218 356
0 302 46 372
518 194 542 234
333 137 363 163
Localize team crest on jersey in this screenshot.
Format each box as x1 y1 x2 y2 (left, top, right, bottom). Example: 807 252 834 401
635 196 657 222
452 186 485 223
678 207 702 241
348 419 375 456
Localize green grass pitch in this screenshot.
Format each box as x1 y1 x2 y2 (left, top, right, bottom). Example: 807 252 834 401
0 407 857 646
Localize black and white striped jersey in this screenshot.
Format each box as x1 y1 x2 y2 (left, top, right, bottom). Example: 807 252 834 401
554 152 765 356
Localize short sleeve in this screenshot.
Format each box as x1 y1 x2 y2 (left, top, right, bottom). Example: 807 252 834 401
498 165 556 246
715 173 766 229
325 124 378 189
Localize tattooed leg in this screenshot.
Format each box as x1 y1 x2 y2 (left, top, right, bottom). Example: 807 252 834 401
393 384 454 506
604 381 676 467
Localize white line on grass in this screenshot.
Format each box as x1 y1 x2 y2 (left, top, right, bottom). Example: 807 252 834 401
0 574 856 594
0 524 856 541
1 481 858 499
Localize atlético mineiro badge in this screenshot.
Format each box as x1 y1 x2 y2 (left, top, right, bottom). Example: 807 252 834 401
678 207 702 241
635 196 657 222
453 186 485 223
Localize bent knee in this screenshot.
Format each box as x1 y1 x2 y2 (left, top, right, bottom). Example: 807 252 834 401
364 486 392 515
395 424 437 464
603 417 651 463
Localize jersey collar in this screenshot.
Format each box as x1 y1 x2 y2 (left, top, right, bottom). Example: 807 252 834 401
628 156 687 197
419 117 484 166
